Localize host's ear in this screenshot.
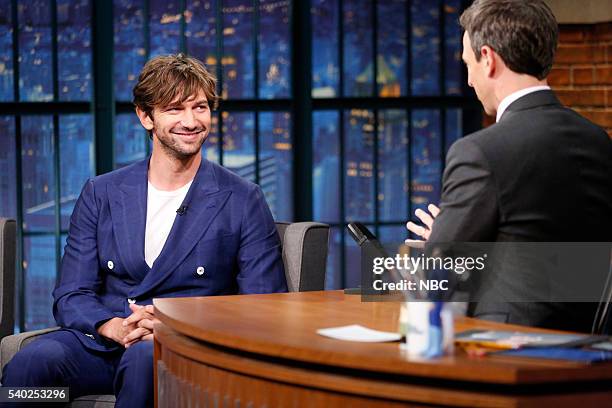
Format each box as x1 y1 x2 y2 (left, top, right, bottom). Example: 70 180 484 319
136 107 155 131
480 45 496 77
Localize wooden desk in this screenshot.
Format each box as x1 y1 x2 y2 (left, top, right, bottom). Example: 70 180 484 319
153 291 612 407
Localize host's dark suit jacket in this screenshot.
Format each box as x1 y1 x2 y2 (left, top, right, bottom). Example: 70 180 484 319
428 90 612 331
52 158 287 351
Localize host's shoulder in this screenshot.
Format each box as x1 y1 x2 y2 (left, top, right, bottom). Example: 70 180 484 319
460 123 501 146
445 124 497 155
564 106 611 142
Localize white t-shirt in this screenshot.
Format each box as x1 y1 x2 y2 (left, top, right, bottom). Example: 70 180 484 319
144 180 193 268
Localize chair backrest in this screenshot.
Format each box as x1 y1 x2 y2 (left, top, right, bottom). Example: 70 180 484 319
0 218 16 338
275 222 329 292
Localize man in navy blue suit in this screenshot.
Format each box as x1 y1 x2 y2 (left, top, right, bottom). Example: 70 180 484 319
2 54 287 407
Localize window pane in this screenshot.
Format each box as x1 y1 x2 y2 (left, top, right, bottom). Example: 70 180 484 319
149 0 181 57
258 0 290 99
411 109 441 213
18 0 53 101
222 111 255 182
325 227 342 289
379 224 406 250
259 112 292 221
311 0 339 98
57 0 92 101
185 0 217 78
113 0 146 101
222 0 254 99
313 111 340 223
344 109 374 222
377 0 407 97
23 235 56 330
445 108 462 155
115 113 147 169
0 0 14 101
378 109 408 222
343 0 373 97
0 116 16 218
203 111 219 163
22 116 55 232
411 0 440 95
60 114 94 230
444 0 462 95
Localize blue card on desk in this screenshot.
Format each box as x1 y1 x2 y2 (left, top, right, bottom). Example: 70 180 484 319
498 347 612 363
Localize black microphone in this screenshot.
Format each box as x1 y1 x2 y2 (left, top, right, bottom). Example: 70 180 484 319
176 205 188 216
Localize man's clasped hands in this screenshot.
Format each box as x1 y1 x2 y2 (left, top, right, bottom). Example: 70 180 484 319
97 304 161 348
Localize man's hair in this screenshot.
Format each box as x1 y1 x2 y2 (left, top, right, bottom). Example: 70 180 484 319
459 0 558 80
133 53 218 116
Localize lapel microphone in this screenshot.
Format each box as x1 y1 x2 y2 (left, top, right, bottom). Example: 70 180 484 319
176 205 188 216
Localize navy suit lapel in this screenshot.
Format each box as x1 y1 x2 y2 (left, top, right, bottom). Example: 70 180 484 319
108 159 150 282
133 159 231 297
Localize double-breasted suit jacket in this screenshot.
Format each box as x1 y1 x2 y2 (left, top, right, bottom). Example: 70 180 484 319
53 158 287 351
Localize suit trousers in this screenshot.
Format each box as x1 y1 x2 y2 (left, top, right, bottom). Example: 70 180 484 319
0 330 153 408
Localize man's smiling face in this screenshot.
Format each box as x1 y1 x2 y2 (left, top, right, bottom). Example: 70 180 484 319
144 90 211 160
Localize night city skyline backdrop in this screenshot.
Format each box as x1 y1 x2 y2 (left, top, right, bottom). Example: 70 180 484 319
0 0 466 330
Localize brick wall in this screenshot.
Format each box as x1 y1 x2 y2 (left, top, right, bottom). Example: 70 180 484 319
550 22 612 137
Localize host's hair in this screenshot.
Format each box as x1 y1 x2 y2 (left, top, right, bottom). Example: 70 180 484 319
460 0 558 80
133 53 218 117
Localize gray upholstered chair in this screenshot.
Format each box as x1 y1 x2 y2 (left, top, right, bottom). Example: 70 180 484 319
0 221 329 407
0 218 16 340
275 221 328 292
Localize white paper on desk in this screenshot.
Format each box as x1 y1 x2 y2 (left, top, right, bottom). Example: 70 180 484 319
317 325 402 342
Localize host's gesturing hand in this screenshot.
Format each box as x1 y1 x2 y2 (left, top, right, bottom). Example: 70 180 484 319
406 204 440 242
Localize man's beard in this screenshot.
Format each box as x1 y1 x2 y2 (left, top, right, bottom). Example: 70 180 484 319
157 128 207 160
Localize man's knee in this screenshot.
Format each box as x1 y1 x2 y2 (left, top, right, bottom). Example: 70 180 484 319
2 336 74 386
119 340 153 372
115 340 154 387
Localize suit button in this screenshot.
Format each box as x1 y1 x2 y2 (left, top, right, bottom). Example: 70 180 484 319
127 298 136 304
196 266 205 276
107 260 114 270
